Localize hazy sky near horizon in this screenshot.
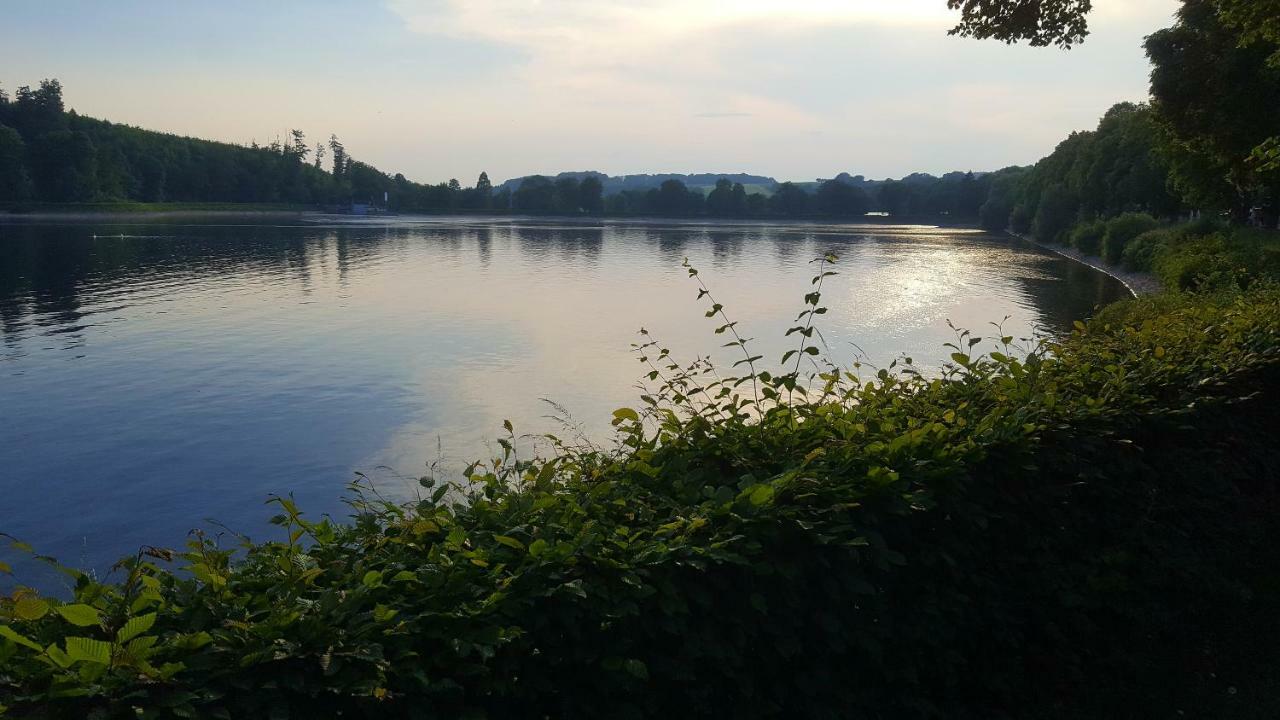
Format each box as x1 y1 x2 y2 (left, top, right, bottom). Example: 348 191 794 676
2 0 1180 184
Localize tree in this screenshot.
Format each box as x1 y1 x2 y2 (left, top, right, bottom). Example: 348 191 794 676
314 143 326 170
815 179 869 217
514 176 556 212
10 79 66 138
1146 0 1280 221
878 181 912 216
28 129 97 201
979 167 1028 231
653 179 696 215
579 176 603 214
328 134 347 178
134 153 166 202
706 178 734 215
1033 182 1079 242
946 0 1092 48
0 124 32 201
289 129 309 162
475 171 492 209
1216 0 1280 63
770 182 809 216
730 183 748 216
553 176 580 213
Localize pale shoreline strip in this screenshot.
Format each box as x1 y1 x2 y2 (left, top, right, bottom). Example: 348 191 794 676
1008 231 1159 297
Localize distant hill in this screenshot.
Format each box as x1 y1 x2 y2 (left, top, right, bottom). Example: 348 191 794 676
500 170 993 198
498 172 779 195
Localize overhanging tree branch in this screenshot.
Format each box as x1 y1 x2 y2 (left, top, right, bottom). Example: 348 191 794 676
946 0 1093 49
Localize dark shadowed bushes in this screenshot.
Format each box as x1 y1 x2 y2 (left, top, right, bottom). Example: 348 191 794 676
1100 212 1160 264
1152 230 1280 290
1068 219 1106 255
1120 227 1178 270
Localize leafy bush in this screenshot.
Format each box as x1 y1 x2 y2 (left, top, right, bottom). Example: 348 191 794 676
1153 230 1280 291
1069 219 1107 255
1120 227 1176 271
2 261 1279 719
1101 212 1160 264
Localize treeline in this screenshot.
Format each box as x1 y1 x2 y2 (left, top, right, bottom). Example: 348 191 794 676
0 79 497 212
0 78 1002 220
980 0 1280 241
508 171 995 220
978 102 1182 238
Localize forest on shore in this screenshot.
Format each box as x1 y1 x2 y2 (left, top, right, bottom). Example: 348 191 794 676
0 80 991 221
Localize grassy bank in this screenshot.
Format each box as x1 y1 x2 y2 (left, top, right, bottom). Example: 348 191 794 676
1 248 1279 718
1030 212 1280 293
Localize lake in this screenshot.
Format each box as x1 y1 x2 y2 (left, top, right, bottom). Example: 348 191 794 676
0 216 1127 584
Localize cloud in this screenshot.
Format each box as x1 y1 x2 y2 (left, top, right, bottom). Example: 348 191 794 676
372 0 1179 180
389 0 953 55
386 0 955 94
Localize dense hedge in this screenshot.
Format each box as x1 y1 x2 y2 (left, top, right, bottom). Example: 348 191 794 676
2 263 1279 718
1099 212 1160 265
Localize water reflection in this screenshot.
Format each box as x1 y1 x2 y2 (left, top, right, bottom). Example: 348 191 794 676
0 216 1127 584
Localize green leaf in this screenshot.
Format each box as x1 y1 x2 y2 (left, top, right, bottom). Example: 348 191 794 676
529 539 549 558
362 570 384 588
950 353 970 366
747 485 775 506
56 604 102 628
623 658 649 680
65 636 112 665
44 643 74 668
117 613 156 644
493 534 525 551
173 631 213 650
611 407 640 424
0 625 44 652
13 597 49 621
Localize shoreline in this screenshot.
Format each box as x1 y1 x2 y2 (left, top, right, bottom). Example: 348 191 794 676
1 209 319 222
1008 231 1159 297
2 206 986 227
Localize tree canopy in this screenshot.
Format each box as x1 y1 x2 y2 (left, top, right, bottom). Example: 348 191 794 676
1145 0 1280 220
946 0 1092 48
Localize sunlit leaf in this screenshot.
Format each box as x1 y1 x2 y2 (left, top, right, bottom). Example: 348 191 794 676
56 604 101 628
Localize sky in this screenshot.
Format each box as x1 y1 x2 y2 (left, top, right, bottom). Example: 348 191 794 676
1 0 1181 184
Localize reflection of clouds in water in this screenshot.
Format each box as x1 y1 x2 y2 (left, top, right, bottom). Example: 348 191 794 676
337 220 1127 488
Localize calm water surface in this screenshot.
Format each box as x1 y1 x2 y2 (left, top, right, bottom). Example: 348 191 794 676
0 216 1126 583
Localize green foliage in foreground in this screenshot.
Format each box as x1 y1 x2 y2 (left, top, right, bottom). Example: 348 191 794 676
2 260 1280 718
